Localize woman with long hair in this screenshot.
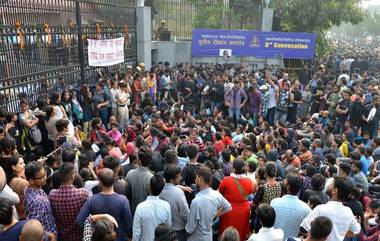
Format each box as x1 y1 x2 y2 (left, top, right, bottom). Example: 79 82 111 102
5 154 28 219
219 159 253 241
44 105 58 152
252 162 284 232
50 91 67 120
61 89 73 122
82 214 118 241
78 85 94 135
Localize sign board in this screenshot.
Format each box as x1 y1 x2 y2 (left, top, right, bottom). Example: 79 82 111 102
88 37 125 66
192 29 316 59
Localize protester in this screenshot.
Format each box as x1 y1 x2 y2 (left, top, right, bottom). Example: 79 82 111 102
76 168 132 241
24 161 57 234
247 203 284 241
271 173 311 240
219 159 253 241
185 166 232 241
300 176 361 241
159 165 189 241
0 43 379 241
132 174 171 241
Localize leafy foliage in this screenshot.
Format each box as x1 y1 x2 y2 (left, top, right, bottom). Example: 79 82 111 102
192 0 261 30
272 0 365 57
329 9 380 39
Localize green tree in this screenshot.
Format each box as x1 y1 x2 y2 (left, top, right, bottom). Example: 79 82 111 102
192 0 262 30
273 0 365 57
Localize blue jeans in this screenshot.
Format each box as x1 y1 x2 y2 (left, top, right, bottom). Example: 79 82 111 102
334 120 344 134
274 109 287 125
98 108 108 127
229 107 241 121
371 123 379 138
266 107 276 126
250 112 260 126
211 101 223 112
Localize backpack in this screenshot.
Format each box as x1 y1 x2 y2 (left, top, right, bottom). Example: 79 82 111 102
26 125 42 146
19 111 42 146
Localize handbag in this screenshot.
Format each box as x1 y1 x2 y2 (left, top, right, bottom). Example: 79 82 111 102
232 177 248 200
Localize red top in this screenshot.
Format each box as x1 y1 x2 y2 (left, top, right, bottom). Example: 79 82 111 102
214 141 225 155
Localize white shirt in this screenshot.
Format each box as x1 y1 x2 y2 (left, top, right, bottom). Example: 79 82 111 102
248 227 284 241
300 201 360 241
268 85 277 109
132 196 171 241
110 88 119 108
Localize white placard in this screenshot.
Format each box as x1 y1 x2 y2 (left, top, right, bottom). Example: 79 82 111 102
88 37 125 67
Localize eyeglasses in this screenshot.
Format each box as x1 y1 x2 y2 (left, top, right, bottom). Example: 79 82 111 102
33 172 46 180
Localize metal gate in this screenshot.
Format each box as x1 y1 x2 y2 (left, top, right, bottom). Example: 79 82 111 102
0 0 137 112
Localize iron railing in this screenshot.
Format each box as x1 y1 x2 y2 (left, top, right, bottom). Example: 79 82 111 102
0 0 137 112
152 0 263 41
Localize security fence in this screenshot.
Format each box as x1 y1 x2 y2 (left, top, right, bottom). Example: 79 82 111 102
152 0 262 41
0 0 137 112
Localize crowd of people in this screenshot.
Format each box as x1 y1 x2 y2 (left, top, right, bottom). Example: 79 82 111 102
0 42 380 241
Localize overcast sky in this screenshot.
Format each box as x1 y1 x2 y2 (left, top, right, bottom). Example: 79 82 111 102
362 0 380 8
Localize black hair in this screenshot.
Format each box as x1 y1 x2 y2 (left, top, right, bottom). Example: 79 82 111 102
339 162 351 176
232 159 246 175
256 203 276 228
154 223 177 241
221 149 231 163
257 167 266 180
62 148 76 163
129 153 138 164
55 118 70 132
265 162 277 178
59 162 74 184
310 216 333 240
92 218 117 241
247 161 257 173
163 164 181 183
0 197 13 225
5 154 23 184
196 166 212 185
79 168 92 182
150 174 165 196
350 151 361 161
310 173 325 191
159 144 171 158
186 144 199 160
325 154 336 165
308 195 323 209
44 105 54 121
25 161 43 181
177 143 188 158
334 176 354 201
0 136 16 156
327 166 338 177
103 156 120 172
79 154 89 170
351 159 362 170
92 117 102 129
286 173 303 195
164 149 177 165
138 146 153 167
51 171 61 189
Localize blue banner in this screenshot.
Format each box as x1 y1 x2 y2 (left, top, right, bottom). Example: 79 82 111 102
192 29 317 59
